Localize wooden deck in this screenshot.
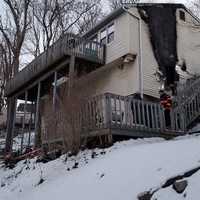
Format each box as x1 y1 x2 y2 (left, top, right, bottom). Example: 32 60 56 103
41 92 186 148
79 93 186 139
5 33 106 97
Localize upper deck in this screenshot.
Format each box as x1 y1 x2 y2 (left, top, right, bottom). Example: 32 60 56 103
5 33 106 97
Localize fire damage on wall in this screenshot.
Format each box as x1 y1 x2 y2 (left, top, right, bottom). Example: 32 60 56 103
138 4 181 94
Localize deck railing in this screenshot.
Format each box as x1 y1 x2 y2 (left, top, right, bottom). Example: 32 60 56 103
176 76 200 103
175 76 200 129
81 93 185 135
5 33 106 96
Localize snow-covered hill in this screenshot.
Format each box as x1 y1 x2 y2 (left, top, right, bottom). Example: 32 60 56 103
1 135 200 200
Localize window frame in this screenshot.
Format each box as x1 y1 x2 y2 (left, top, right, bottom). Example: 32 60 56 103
100 28 107 45
107 23 115 44
88 21 115 45
179 10 186 22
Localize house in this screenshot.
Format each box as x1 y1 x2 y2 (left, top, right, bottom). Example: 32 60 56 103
4 3 200 153
15 103 35 130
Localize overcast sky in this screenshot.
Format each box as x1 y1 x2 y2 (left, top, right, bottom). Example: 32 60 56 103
0 0 190 15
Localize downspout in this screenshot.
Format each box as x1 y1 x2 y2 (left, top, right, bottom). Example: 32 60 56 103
122 6 143 99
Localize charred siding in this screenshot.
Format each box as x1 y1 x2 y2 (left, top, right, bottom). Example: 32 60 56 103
138 5 179 86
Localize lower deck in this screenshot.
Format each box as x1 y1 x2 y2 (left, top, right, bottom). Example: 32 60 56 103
41 92 186 150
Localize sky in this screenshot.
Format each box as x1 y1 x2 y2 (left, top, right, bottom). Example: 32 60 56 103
0 0 190 15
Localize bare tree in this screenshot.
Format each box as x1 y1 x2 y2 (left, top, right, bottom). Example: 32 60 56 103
0 0 32 153
75 3 104 34
108 0 121 10
29 0 102 53
190 0 200 18
0 0 31 74
0 42 10 112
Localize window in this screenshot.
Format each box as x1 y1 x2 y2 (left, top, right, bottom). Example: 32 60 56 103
100 29 107 45
180 10 185 21
91 35 98 50
100 22 115 45
107 23 114 43
91 35 98 42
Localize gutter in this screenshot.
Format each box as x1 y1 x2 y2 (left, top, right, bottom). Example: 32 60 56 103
122 7 143 99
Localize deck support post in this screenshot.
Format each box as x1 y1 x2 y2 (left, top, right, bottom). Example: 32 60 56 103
21 91 28 153
34 82 41 148
53 71 57 110
28 101 34 148
68 55 75 96
5 97 17 154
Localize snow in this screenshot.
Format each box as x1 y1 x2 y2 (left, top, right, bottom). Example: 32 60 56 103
0 135 200 200
153 170 200 199
0 132 35 152
12 132 35 151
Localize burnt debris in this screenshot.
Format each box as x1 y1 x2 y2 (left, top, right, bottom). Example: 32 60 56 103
138 4 180 87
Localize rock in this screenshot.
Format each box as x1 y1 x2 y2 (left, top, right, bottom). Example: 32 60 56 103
173 180 188 194
72 162 79 169
1 182 5 187
100 173 105 178
138 191 153 200
91 151 98 159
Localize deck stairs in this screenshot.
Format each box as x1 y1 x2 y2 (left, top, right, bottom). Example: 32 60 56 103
174 76 200 130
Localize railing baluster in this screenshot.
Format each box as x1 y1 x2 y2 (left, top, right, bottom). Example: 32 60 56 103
114 95 117 127
124 97 128 128
137 101 142 130
133 100 137 129
119 96 123 128
99 95 104 129
146 103 150 128
159 106 165 131
141 101 146 130
155 104 159 130
127 97 131 128
150 104 155 130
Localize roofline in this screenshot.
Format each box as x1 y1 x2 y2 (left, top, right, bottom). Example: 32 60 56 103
82 7 125 39
184 7 200 24
82 3 200 39
135 3 200 24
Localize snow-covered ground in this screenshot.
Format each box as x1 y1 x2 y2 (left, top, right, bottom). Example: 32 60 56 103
0 135 200 200
0 132 35 152
12 132 35 151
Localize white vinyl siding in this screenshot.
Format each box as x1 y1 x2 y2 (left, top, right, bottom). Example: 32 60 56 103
105 13 130 64
176 9 200 78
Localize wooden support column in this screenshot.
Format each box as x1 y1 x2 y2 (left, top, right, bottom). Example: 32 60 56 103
68 55 75 97
34 82 41 148
21 91 28 153
105 94 112 129
5 97 17 153
53 71 57 110
28 101 34 148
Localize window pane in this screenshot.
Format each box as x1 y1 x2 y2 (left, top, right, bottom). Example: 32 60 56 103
180 10 185 21
91 35 98 42
100 29 106 39
108 23 114 34
100 37 106 45
108 32 114 43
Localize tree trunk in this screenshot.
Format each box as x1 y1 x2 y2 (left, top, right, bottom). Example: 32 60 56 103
5 97 16 153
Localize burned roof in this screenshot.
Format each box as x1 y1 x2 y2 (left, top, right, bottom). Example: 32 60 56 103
83 3 199 39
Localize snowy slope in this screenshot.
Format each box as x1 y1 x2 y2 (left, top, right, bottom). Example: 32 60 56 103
153 170 200 200
0 135 200 200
